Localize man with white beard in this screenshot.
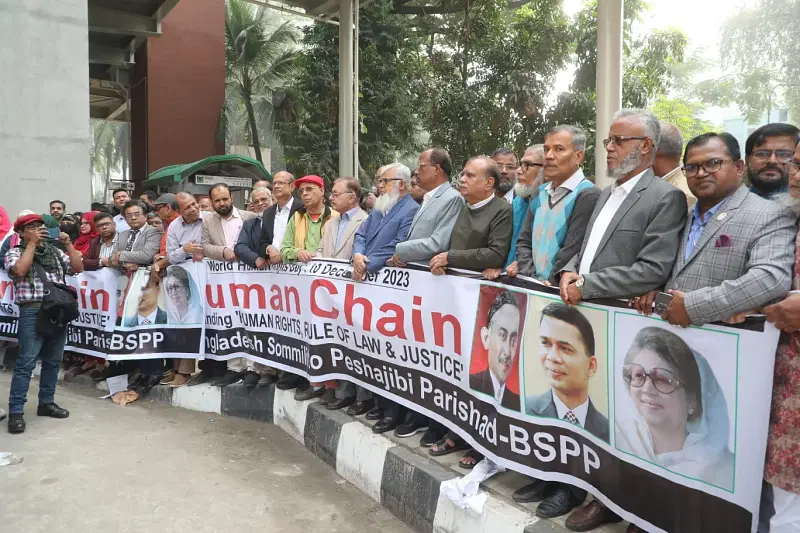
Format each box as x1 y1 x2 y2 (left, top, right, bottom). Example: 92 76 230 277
349 163 420 419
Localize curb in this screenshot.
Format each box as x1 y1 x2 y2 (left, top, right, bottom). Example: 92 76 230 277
61 373 572 533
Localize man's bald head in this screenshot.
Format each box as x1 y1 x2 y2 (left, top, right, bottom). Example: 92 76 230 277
271 171 295 204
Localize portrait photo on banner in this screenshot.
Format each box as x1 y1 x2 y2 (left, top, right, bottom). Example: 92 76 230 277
162 264 204 325
522 296 610 443
121 270 168 328
613 312 737 492
468 285 528 412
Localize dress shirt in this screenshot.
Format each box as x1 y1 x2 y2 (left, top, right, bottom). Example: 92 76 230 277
546 169 586 204
422 182 450 209
220 208 244 250
114 213 130 233
551 390 589 428
579 169 647 275
468 195 494 210
138 309 158 326
504 189 515 203
336 207 360 248
166 213 205 265
684 201 724 260
271 197 295 249
99 235 118 263
490 371 506 404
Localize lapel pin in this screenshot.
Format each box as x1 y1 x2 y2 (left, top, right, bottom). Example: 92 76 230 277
717 212 727 221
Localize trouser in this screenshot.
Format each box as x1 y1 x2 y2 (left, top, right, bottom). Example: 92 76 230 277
337 381 372 401
377 396 406 420
428 420 457 443
227 357 248 373
173 358 196 375
8 305 67 414
199 359 227 376
137 358 163 377
251 361 277 375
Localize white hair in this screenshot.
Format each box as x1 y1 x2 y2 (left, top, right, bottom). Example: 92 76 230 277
546 126 587 151
381 163 412 187
613 109 662 154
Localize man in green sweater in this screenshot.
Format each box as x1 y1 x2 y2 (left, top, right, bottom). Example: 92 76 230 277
429 156 512 275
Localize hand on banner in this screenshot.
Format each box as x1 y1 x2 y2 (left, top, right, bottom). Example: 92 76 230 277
482 268 502 280
506 261 519 277
662 290 690 327
723 312 749 325
123 263 138 272
429 252 448 276
765 293 800 333
184 241 203 255
109 252 121 267
559 272 582 305
267 246 282 265
630 291 658 315
255 257 268 269
222 248 236 262
387 254 407 268
297 250 314 263
352 253 368 281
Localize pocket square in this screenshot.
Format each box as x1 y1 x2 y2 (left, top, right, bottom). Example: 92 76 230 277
715 234 732 248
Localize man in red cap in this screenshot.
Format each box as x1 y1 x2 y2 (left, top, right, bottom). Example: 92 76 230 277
276 175 339 394
4 213 84 434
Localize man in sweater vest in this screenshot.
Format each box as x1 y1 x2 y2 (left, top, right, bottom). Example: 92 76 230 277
516 126 601 285
427 156 512 466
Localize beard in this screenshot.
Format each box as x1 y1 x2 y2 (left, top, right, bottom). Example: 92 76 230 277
607 149 643 179
514 182 538 199
497 178 514 195
374 190 400 214
215 203 233 217
747 164 788 195
776 191 800 215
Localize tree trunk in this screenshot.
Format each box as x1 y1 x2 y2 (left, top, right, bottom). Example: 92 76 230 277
242 83 263 163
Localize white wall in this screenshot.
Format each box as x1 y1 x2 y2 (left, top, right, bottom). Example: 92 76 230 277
0 0 90 219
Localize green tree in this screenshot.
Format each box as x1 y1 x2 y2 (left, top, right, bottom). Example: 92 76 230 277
276 0 425 183
650 96 717 141
225 0 299 164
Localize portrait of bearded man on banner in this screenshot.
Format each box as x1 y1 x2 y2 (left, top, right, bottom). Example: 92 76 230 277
468 286 527 411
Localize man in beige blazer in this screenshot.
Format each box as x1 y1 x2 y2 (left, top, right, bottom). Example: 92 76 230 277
653 122 697 210
313 176 368 408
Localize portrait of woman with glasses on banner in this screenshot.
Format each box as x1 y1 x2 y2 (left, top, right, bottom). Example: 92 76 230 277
163 265 203 325
615 326 734 490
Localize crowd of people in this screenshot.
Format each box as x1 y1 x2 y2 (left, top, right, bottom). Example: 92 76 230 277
2 108 800 533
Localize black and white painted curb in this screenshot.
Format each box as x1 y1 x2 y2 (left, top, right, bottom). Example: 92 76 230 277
60 373 573 533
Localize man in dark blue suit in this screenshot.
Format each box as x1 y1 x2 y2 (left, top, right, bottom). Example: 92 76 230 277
351 162 419 426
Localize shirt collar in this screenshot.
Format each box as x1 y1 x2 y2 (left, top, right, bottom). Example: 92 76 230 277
546 168 586 194
139 308 158 325
341 206 360 221
424 182 449 202
660 166 682 180
277 196 294 213
551 390 590 427
181 214 203 226
225 207 242 221
691 198 724 224
468 195 494 210
490 371 506 404
613 168 648 195
503 188 514 202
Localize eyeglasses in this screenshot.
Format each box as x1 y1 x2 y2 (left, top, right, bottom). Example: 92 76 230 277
520 161 544 172
602 136 649 148
418 163 439 170
330 191 354 198
165 283 185 293
25 223 45 231
96 222 112 229
623 363 682 394
125 211 145 219
787 161 800 175
683 158 732 178
752 149 795 162
298 186 319 195
376 178 403 185
497 164 518 171
273 180 291 187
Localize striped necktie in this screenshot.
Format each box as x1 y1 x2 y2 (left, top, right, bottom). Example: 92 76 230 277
125 230 139 251
564 410 581 426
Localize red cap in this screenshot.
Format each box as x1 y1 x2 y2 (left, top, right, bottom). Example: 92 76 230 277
295 175 324 189
13 214 44 233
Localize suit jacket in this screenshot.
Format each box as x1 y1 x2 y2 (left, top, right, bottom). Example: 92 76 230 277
257 200 302 258
661 167 697 211
526 390 609 443
202 208 257 261
469 369 520 411
82 236 103 271
234 216 264 269
123 307 168 327
316 208 368 259
395 183 464 262
666 185 796 325
564 169 688 300
115 224 162 266
353 195 420 273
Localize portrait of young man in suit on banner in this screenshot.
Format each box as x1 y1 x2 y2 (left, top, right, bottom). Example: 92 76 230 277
468 286 527 411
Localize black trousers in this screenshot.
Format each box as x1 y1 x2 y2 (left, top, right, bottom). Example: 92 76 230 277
199 359 227 376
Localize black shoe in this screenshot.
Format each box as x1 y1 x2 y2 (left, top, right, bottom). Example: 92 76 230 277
243 371 260 389
365 406 384 421
373 417 401 434
257 374 278 387
513 479 555 503
327 396 355 410
318 388 336 405
37 403 70 419
276 374 303 390
91 367 113 382
187 370 214 387
535 486 583 519
395 419 428 438
135 375 161 396
346 399 374 416
127 374 146 391
294 387 325 401
210 370 244 387
420 428 441 447
8 414 25 434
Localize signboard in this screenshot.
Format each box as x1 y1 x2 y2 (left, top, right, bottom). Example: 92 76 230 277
193 174 252 188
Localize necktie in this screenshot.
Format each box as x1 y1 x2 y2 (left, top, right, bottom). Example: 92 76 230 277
125 230 139 252
141 317 151 325
564 410 581 426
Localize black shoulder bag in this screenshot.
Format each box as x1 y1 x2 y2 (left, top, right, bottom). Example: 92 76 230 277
33 261 79 339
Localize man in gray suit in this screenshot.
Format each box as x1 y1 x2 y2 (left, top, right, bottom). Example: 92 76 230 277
633 132 795 327
554 109 688 533
110 199 162 271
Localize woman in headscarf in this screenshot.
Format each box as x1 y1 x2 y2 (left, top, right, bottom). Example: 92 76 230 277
58 214 80 244
163 265 203 325
615 327 734 491
73 212 99 256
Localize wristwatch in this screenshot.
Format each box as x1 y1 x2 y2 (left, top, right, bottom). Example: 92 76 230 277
575 275 585 295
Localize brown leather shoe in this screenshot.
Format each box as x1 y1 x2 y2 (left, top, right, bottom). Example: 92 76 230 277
168 373 190 388
565 500 622 532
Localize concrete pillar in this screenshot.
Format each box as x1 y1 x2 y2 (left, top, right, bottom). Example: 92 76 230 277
594 0 624 187
0 1 90 218
338 0 354 179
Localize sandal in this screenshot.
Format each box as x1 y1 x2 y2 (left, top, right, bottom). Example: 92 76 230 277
429 437 470 457
458 449 484 469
